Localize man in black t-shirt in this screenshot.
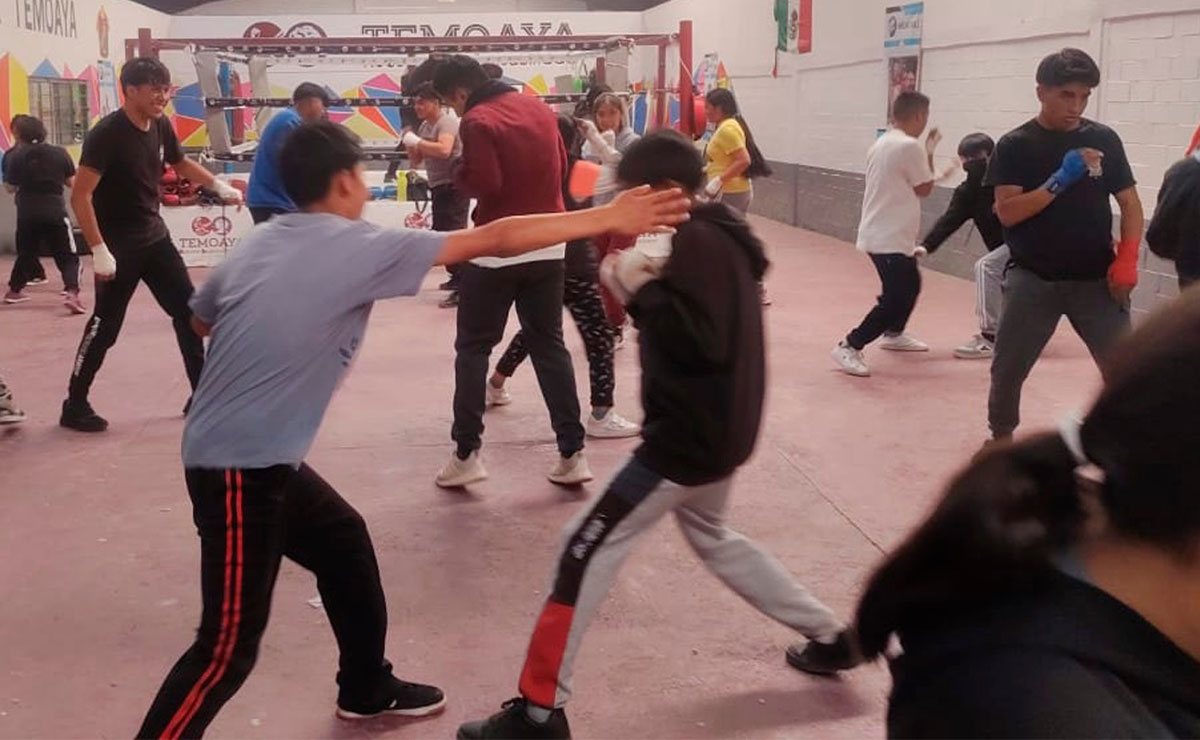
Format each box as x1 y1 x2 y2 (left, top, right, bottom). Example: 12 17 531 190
984 48 1144 440
61 57 243 433
3 115 82 311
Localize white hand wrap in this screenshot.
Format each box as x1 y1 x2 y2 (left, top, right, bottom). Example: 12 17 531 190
214 179 242 203
91 243 117 278
599 248 662 306
402 131 422 148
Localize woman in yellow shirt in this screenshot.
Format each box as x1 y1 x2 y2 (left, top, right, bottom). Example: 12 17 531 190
703 89 771 217
704 89 773 303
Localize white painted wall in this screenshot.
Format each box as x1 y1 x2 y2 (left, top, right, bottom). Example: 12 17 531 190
645 0 1200 204
0 0 171 248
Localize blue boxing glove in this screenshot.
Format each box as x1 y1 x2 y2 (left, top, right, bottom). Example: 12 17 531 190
1042 149 1089 195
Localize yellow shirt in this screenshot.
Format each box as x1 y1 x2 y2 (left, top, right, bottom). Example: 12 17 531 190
705 118 751 194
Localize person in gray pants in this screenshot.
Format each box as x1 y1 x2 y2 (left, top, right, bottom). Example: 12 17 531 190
985 48 1144 440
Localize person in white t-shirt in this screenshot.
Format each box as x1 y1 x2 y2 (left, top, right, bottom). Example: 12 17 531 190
833 91 940 377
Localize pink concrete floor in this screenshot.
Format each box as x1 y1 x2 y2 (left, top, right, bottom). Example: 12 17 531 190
0 217 1102 739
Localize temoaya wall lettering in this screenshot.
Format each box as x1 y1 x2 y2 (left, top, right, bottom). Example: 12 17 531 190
360 22 575 38
14 0 78 38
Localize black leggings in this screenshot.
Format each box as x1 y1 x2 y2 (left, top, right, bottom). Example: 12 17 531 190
496 276 615 410
138 464 393 739
67 236 204 402
9 218 79 292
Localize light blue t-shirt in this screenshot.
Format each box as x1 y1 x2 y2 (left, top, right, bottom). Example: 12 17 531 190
247 108 302 210
182 212 445 469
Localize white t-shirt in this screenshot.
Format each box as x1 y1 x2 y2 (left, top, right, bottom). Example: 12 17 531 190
855 128 932 255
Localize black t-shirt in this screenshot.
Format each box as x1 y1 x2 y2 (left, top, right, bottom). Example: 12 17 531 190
80 110 183 248
985 118 1136 280
3 142 75 222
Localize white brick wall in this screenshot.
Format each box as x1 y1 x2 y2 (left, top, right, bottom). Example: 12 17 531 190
1103 12 1200 209
1102 11 1200 311
921 35 1092 179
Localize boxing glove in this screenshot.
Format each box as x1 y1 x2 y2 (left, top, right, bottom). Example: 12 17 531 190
1042 149 1089 195
402 131 422 149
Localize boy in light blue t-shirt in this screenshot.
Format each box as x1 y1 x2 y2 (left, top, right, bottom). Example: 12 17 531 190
136 120 691 738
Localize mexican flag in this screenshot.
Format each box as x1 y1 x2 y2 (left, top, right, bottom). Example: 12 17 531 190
775 0 813 55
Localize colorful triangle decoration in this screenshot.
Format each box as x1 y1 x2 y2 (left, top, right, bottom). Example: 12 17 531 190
31 59 59 78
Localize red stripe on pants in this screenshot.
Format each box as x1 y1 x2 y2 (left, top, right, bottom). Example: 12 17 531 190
161 470 244 739
518 600 575 709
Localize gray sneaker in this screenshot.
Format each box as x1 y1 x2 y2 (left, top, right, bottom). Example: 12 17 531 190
954 334 994 360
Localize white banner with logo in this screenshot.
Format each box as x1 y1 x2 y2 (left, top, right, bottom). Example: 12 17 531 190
162 200 436 267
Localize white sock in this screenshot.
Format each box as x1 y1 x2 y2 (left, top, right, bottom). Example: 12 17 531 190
525 703 552 723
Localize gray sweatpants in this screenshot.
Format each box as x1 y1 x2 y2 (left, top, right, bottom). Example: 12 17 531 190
988 266 1130 437
720 187 753 217
516 457 843 709
975 245 1010 337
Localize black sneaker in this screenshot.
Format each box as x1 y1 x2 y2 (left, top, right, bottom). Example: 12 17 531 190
458 699 570 740
336 672 446 720
60 399 109 433
785 630 863 676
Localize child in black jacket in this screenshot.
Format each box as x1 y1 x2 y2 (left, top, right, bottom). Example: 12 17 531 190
1147 148 1200 289
457 131 860 740
920 133 1006 360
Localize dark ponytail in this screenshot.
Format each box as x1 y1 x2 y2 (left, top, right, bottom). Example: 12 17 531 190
705 89 773 180
855 433 1083 659
12 114 46 145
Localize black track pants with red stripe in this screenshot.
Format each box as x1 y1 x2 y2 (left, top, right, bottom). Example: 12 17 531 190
138 464 391 739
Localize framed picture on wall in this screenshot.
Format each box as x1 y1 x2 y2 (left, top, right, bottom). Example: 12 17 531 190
886 53 921 122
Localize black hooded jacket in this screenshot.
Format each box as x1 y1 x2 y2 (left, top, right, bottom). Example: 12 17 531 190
628 203 769 486
922 158 1005 253
1147 153 1200 280
888 569 1200 738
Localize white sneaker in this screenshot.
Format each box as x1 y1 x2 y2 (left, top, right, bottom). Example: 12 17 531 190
435 451 488 488
831 342 870 377
954 334 994 360
586 409 641 439
0 407 26 424
548 451 594 485
879 333 930 352
486 382 512 407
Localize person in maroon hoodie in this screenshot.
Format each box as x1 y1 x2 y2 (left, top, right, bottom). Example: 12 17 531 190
431 55 591 490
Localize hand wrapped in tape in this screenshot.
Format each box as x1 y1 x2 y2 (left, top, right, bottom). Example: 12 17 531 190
600 247 663 306
91 242 117 280
402 131 422 149
213 179 243 205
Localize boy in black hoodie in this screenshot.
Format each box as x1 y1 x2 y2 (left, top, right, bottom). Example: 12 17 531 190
457 131 858 740
1147 145 1200 289
919 133 1007 360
